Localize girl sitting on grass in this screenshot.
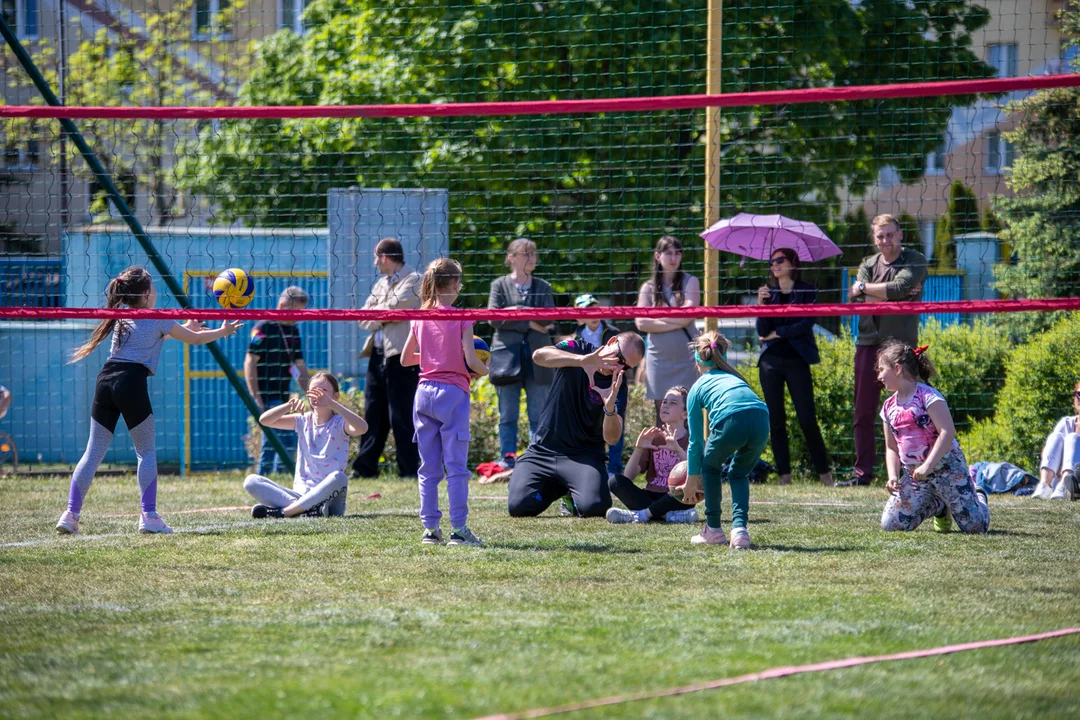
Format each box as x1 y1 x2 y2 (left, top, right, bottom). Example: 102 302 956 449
244 372 367 518
877 341 989 533
605 385 698 524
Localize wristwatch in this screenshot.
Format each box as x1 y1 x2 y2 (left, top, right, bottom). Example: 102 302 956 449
857 282 866 294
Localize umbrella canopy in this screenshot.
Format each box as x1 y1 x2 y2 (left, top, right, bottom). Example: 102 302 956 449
700 213 842 264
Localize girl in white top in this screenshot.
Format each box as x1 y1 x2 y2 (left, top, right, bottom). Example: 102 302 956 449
1034 380 1080 500
244 372 368 518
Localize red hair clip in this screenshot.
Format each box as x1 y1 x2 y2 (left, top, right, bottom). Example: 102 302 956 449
913 344 930 356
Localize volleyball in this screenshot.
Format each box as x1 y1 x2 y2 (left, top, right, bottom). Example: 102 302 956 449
212 269 255 309
472 336 491 365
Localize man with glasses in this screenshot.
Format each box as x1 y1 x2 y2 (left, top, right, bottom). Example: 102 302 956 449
352 238 423 479
507 331 645 518
245 286 311 475
839 214 928 487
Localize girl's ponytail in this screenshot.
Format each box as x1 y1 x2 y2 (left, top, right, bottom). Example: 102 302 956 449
71 267 152 363
420 258 463 309
692 330 747 384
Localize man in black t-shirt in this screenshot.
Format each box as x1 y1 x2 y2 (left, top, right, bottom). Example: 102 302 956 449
507 332 645 518
244 286 311 474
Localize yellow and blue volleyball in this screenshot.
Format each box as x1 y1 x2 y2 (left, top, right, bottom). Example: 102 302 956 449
212 268 255 309
472 336 491 365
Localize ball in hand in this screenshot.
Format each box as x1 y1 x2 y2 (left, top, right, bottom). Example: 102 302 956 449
467 335 491 376
667 460 689 501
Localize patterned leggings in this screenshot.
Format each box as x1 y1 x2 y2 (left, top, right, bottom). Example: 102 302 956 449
881 447 990 533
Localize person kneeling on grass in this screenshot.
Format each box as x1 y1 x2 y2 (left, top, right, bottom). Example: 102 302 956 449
877 342 989 534
244 372 368 519
606 385 698 525
679 331 770 550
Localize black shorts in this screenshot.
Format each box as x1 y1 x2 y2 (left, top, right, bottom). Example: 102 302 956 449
91 361 153 432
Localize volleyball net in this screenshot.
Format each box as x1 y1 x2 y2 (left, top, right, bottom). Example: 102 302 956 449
1 0 1079 474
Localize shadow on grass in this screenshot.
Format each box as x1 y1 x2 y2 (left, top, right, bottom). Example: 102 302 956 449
753 544 860 553
494 540 644 555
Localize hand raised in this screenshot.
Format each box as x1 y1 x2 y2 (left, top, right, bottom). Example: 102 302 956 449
220 319 243 337
307 387 329 408
757 285 771 303
580 348 621 378
287 397 306 414
183 319 206 331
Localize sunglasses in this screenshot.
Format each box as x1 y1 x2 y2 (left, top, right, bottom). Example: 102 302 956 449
614 345 631 371
768 257 789 266
1073 391 1080 400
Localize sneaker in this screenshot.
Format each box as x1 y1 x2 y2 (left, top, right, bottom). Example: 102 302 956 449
664 508 699 524
559 495 576 517
55 510 80 535
498 453 517 471
302 501 330 517
690 524 728 545
138 511 173 534
1033 481 1055 499
836 476 872 488
1062 470 1080 501
605 507 648 524
251 504 285 519
933 506 953 533
448 527 484 546
729 527 752 549
421 527 444 545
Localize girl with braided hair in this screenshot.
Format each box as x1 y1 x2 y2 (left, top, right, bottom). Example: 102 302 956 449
876 341 989 533
680 330 770 549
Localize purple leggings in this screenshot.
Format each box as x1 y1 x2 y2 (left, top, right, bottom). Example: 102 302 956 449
414 381 472 530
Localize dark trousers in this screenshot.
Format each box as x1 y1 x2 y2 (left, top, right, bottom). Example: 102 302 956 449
352 350 421 477
507 450 611 518
608 474 692 519
758 350 831 475
853 344 884 481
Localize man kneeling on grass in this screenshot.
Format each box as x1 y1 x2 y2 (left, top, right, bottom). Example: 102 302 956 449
244 372 368 518
507 332 644 518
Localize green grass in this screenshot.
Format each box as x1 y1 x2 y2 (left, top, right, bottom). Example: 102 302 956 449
1 473 1079 719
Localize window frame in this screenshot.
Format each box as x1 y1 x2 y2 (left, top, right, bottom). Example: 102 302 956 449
987 43 1019 79
985 132 1015 175
2 0 39 40
192 0 232 41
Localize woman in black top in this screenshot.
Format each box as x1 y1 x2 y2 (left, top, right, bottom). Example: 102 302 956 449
755 248 833 486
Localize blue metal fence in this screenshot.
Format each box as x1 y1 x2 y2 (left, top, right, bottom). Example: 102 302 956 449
0 256 64 307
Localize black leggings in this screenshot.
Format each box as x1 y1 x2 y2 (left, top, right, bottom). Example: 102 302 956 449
92 361 153 432
758 350 830 475
608 474 693 519
507 450 611 517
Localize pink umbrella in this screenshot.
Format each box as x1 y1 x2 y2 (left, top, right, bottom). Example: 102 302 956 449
700 213 842 265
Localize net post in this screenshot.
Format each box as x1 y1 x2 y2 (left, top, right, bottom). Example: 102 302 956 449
703 0 722 332
0 16 295 475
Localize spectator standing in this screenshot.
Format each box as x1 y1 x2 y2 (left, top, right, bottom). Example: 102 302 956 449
756 248 832 485
635 236 700 421
352 238 423 479
839 214 928 487
245 286 311 475
487 238 555 468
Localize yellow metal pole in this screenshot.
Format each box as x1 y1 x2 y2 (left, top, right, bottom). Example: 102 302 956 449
703 0 723 331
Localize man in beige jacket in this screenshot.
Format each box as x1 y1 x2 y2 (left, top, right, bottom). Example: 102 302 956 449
351 238 423 478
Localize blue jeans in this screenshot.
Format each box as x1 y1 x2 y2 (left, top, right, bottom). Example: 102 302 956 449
257 394 297 475
497 378 549 457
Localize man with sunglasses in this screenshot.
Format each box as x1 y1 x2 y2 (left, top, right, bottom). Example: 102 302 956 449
507 331 645 518
840 214 928 487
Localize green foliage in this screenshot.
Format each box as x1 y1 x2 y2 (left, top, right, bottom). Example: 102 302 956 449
959 314 1080 469
991 3 1080 339
176 0 993 299
469 375 531 466
981 205 1003 234
934 180 980 269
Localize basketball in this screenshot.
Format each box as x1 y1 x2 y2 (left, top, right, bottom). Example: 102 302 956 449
212 268 255 309
667 460 689 501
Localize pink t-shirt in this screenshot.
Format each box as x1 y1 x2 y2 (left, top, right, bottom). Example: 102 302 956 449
411 311 474 394
880 383 960 466
644 435 690 493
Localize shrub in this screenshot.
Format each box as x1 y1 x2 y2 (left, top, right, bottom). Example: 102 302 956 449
470 376 531 466
959 314 1080 470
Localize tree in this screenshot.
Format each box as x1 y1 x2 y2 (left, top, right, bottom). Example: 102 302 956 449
935 180 980 269
176 0 994 294
991 5 1080 338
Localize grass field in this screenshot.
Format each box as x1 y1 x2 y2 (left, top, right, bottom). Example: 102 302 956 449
2 473 1079 719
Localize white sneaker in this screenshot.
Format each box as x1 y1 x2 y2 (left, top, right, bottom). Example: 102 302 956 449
56 510 80 535
138 511 173 534
1050 477 1069 500
605 507 648 524
730 527 752 549
664 508 699 524
690 524 728 545
1033 481 1055 500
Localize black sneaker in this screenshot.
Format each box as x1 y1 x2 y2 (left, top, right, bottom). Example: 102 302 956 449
252 504 285 519
836 476 872 487
499 453 517 471
1062 470 1079 501
302 501 329 518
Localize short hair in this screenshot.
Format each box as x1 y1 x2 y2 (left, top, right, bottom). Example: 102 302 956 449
615 331 645 360
872 214 901 230
279 286 309 306
375 237 405 264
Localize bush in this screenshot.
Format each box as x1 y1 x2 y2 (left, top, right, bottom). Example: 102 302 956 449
470 376 532 466
959 314 1080 469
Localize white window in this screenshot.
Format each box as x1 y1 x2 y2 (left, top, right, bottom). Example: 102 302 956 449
193 0 230 40
985 132 1015 174
988 43 1019 78
926 140 947 175
3 137 41 169
1 0 38 39
279 0 312 34
920 220 936 260
1064 43 1079 73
